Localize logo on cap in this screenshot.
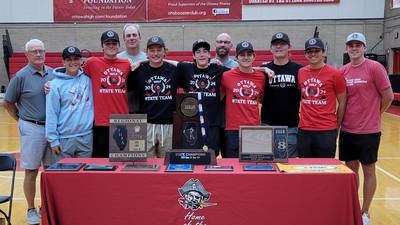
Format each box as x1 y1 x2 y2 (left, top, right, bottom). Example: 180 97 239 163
242 42 250 48
68 47 76 53
309 39 317 45
151 36 159 42
276 33 283 38
107 31 115 37
351 33 359 39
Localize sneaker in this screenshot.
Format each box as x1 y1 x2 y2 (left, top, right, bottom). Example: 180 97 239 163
27 208 40 225
362 212 371 225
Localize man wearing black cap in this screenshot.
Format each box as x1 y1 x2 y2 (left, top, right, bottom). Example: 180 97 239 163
175 39 230 156
46 46 94 163
127 35 177 157
220 41 265 157
297 37 347 158
261 32 303 158
83 30 131 158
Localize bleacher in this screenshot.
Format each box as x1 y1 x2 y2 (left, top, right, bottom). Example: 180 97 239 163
8 50 308 79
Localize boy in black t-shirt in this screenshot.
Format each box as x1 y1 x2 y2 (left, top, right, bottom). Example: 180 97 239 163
175 39 230 156
261 32 303 158
127 36 177 157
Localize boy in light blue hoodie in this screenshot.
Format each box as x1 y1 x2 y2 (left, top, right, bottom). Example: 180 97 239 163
46 46 94 162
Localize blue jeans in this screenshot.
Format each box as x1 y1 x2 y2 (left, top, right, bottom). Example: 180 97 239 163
287 127 298 158
224 130 239 158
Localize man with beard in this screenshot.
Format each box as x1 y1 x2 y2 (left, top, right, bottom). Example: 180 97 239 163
210 33 238 68
127 36 177 157
210 33 238 156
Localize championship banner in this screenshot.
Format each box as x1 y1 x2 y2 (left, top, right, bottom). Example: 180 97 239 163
243 0 340 5
54 0 146 22
148 0 241 21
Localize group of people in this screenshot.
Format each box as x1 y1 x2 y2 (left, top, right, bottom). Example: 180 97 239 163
3 23 394 225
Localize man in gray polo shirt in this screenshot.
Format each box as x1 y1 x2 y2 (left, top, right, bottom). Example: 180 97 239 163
4 39 53 225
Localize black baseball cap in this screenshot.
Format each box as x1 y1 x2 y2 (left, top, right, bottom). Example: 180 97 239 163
101 30 120 43
62 46 81 59
236 41 254 56
192 39 211 53
305 37 324 51
147 35 165 48
271 32 290 44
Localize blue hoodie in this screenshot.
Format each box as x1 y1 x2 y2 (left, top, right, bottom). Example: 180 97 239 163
46 67 94 148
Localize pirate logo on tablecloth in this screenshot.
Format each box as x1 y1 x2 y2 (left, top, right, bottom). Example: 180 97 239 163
178 178 217 211
113 125 127 151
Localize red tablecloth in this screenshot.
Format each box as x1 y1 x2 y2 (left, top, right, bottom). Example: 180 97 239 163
41 158 362 225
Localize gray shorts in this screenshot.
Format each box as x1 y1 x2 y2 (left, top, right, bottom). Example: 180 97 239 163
18 119 52 169
51 133 93 164
147 123 172 158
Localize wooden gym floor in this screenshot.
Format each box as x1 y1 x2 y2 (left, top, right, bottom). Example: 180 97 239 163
0 105 399 225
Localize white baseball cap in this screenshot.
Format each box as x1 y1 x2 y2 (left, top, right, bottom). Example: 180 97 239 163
346 32 367 45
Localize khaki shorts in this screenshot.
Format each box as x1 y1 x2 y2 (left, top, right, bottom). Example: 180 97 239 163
147 123 172 158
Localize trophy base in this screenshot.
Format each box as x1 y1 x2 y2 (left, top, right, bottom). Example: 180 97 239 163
164 149 217 165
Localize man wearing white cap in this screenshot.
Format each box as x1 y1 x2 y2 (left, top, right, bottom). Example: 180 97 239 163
339 32 393 225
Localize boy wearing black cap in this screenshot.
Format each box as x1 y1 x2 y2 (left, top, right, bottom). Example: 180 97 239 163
46 46 94 162
297 37 346 158
220 41 265 157
127 35 177 157
261 32 303 158
83 30 131 158
175 39 230 156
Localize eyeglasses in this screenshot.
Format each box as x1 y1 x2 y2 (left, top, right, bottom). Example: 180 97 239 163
28 49 45 55
216 40 231 44
305 49 322 55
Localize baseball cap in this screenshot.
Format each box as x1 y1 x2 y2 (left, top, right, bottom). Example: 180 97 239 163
236 41 254 55
62 46 81 59
305 37 324 51
346 32 367 45
271 32 290 44
147 35 165 48
101 30 120 43
192 39 211 53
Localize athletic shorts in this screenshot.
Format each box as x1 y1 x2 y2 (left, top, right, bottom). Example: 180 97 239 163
339 131 381 165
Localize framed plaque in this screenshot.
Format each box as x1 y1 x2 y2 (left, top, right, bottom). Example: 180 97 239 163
109 114 147 162
239 126 288 163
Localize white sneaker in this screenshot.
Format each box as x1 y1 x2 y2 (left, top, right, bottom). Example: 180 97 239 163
27 208 40 225
362 212 372 225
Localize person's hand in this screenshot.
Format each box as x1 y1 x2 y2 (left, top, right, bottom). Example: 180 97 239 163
44 81 51 94
52 145 61 155
212 59 222 66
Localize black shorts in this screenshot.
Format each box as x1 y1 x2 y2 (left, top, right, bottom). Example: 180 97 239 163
339 131 381 165
92 125 110 158
296 129 337 158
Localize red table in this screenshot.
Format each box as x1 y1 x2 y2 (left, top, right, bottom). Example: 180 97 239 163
41 158 362 225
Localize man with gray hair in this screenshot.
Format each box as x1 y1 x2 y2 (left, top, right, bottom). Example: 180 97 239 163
4 39 53 224
117 23 147 62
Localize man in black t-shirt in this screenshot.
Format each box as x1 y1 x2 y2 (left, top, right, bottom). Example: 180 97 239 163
261 32 303 157
127 36 177 157
175 39 230 156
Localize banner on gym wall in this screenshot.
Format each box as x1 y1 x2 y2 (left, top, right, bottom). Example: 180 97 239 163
54 0 146 22
243 0 340 5
148 0 241 21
